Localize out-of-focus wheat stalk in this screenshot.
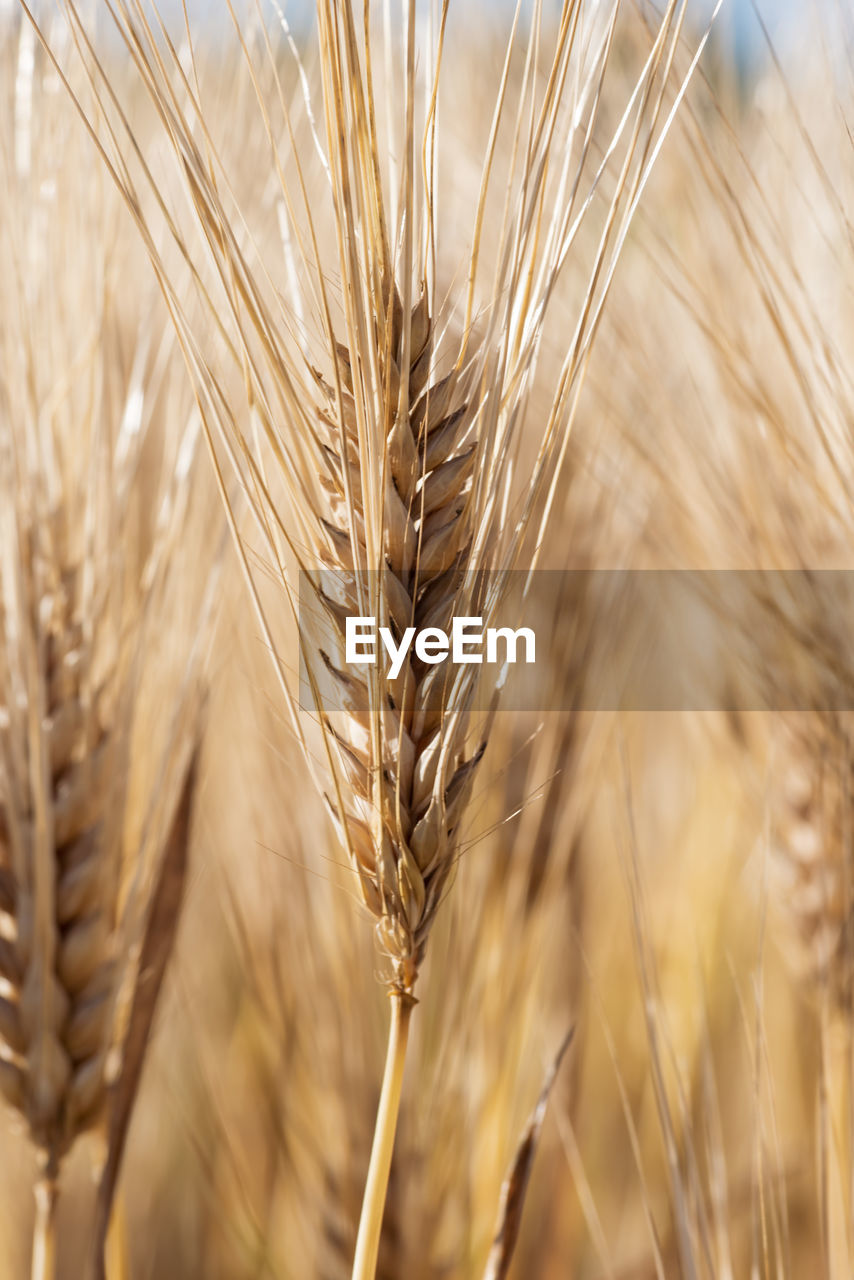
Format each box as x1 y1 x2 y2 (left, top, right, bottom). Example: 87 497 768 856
0 20 222 1277
595 14 854 1272
15 1 721 1274
656 56 854 1012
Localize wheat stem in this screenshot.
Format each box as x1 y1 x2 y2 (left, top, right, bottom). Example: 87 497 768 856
105 1189 131 1280
31 1176 58 1280
351 991 413 1280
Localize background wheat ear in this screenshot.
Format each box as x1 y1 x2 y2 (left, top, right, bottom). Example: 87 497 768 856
591 31 854 1272
0 347 208 1280
768 715 854 1005
0 22 221 1277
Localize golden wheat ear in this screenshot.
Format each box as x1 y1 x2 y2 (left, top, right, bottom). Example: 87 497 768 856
24 0 713 991
305 284 486 997
18 3 720 1276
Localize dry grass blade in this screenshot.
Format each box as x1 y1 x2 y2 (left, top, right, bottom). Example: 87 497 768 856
483 1028 573 1280
89 746 200 1280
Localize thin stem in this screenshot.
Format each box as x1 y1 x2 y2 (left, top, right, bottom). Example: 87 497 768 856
32 1176 58 1280
105 1190 131 1280
351 989 414 1280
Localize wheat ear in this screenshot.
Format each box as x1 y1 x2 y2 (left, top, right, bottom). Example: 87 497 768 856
21 2 713 1274
0 395 206 1280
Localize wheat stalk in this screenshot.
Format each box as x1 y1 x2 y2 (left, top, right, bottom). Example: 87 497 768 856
17 1 715 1273
0 354 203 1280
596 45 854 1272
26 0 703 947
0 23 219 1274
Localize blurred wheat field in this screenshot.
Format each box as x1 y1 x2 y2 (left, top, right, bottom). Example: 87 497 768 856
1 2 853 1278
